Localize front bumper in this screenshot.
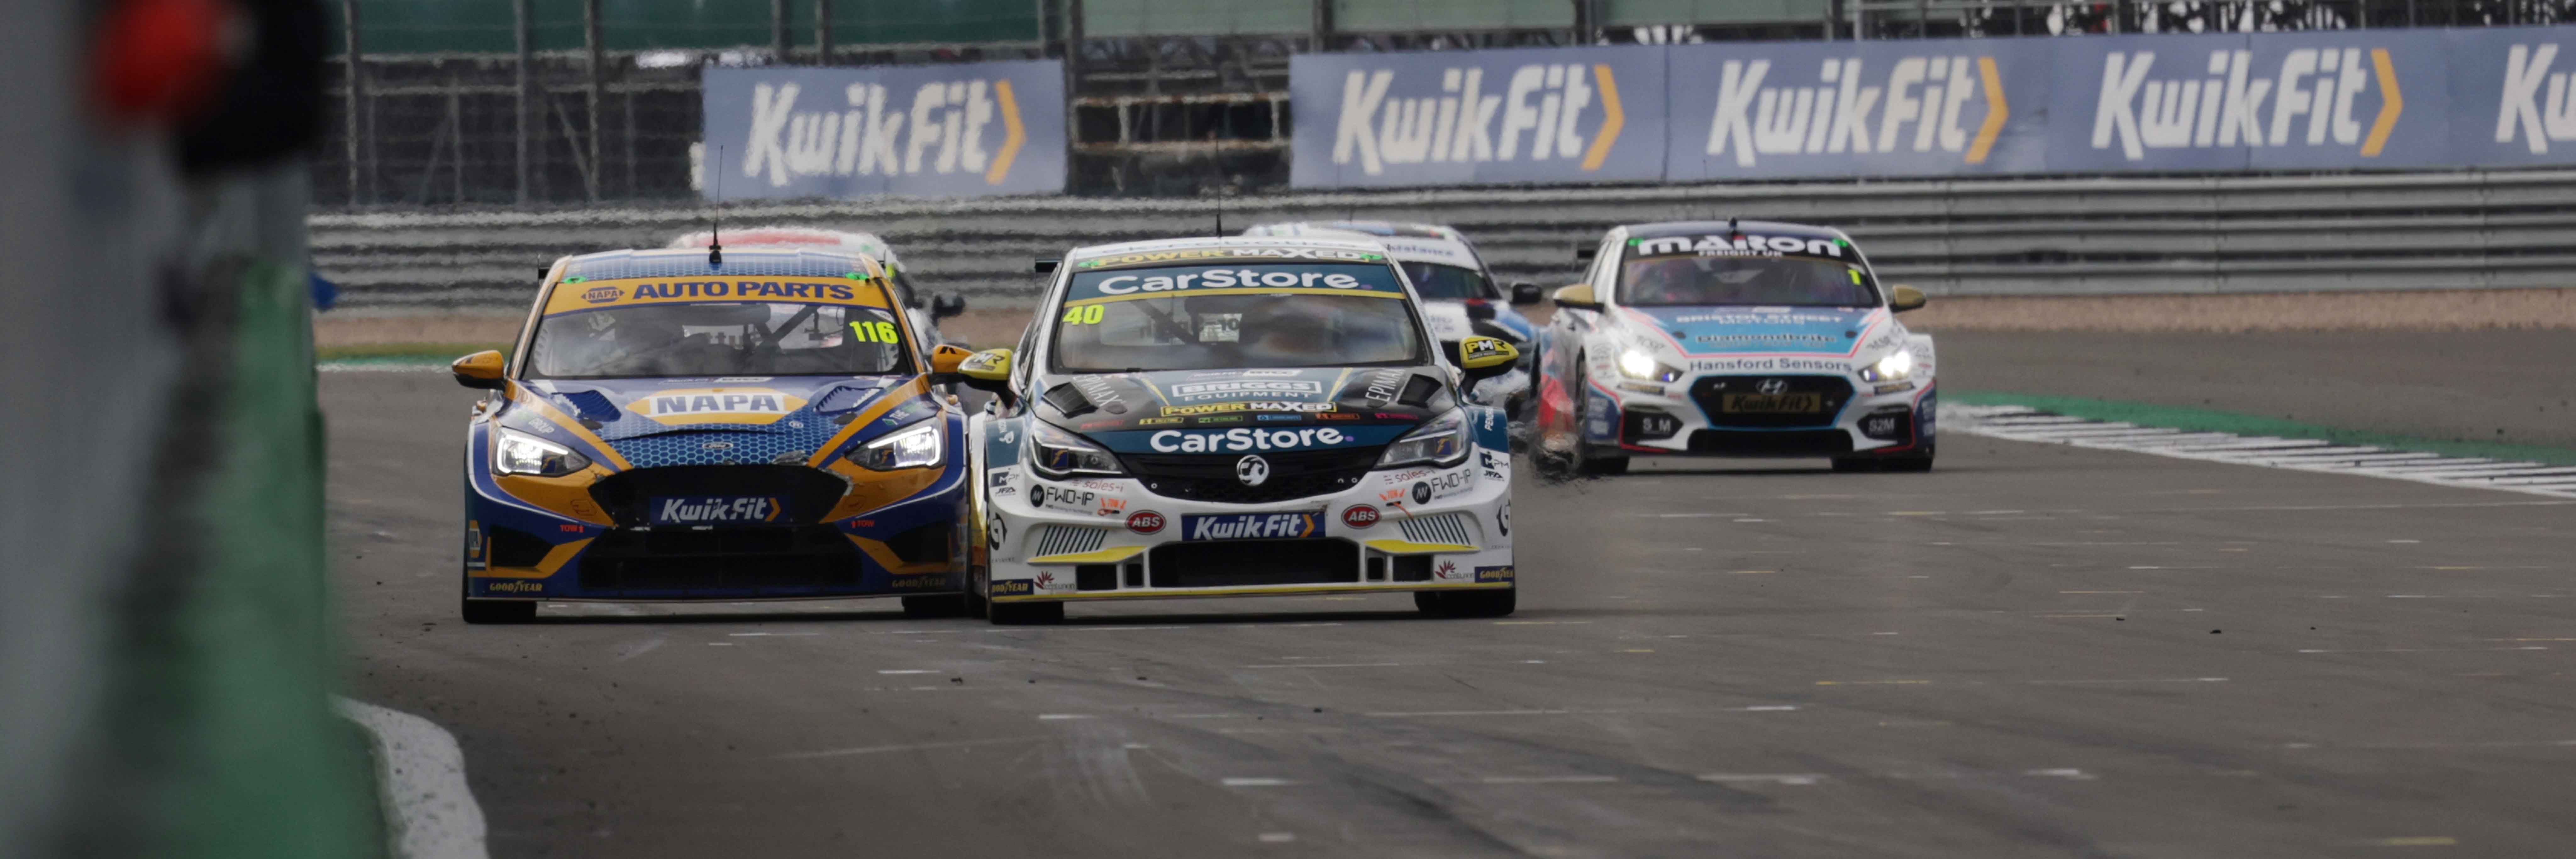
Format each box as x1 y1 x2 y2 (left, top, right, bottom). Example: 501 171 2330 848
984 456 1515 603
462 446 969 602
1580 373 1936 457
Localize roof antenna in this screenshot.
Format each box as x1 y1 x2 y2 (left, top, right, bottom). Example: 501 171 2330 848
708 145 725 266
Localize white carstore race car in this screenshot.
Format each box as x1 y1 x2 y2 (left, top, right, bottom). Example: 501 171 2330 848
1534 220 1937 475
955 236 1524 623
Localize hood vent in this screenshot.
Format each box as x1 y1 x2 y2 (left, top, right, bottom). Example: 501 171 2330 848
809 384 883 415
1042 383 1095 417
557 390 620 423
1397 375 1441 407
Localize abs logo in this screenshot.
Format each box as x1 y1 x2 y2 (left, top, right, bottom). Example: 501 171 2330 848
1126 510 1166 534
1341 504 1380 529
626 387 808 425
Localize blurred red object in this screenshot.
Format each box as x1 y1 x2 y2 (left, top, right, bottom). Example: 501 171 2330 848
91 0 237 121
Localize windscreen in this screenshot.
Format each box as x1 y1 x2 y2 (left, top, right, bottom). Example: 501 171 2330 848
1619 255 1875 307
1398 262 1493 300
1052 262 1423 372
526 302 910 379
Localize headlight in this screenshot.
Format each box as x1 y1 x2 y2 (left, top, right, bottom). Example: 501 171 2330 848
1617 348 1682 383
1858 349 1915 383
852 419 944 471
1377 409 1470 469
1028 421 1123 478
494 427 591 477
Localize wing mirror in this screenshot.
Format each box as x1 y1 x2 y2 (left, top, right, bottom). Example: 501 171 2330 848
1449 336 1522 384
452 350 507 390
1510 282 1542 306
1552 283 1602 311
931 292 968 320
1888 285 1928 312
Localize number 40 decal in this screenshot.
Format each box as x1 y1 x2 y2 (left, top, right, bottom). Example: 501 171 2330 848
1060 304 1105 325
848 320 901 343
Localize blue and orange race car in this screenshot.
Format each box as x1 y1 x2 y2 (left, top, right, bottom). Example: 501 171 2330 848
452 246 974 623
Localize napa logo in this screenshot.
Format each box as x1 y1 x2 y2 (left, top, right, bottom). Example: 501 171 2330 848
626 387 810 425
582 285 624 304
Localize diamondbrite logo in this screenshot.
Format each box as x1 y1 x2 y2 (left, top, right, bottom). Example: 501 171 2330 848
627 388 809 425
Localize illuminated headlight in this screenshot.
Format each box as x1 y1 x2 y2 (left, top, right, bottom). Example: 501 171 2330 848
1028 421 1123 478
493 427 591 477
1858 349 1915 383
852 420 944 471
1617 348 1682 383
1378 409 1469 468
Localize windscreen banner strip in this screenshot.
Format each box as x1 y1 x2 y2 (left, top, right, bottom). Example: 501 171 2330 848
543 276 894 315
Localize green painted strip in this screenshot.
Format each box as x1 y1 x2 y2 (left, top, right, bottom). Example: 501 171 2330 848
1952 391 2576 467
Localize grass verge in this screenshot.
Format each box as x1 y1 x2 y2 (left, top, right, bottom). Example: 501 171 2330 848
317 343 501 363
1951 391 2576 467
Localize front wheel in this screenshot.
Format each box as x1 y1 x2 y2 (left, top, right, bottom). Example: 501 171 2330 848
1571 379 1629 477
1415 589 1517 618
460 594 536 624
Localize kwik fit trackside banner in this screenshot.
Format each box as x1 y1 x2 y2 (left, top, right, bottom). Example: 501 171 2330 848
1291 25 2576 187
703 61 1066 198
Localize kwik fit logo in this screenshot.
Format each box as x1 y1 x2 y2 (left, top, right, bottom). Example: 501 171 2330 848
1704 55 2008 167
742 78 1027 187
2089 48 2403 160
1333 63 1625 175
2497 44 2576 154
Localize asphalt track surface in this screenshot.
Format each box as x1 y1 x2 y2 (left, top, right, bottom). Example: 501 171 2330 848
331 360 2576 858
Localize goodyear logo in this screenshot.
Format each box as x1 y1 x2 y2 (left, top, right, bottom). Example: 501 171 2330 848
582 286 623 304
626 387 809 425
1475 565 1515 584
990 580 1034 597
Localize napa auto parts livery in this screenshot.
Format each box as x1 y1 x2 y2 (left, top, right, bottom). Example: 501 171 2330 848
703 60 1067 198
1289 25 2576 186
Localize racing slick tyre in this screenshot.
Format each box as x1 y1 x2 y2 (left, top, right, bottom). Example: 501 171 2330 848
963 567 991 619
988 599 1064 626
1884 442 1935 473
460 579 536 624
901 594 971 618
1570 377 1629 476
1414 589 1517 618
1829 456 1879 473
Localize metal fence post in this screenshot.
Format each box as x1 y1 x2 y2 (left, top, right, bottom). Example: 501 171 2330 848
515 0 533 204
773 0 790 64
816 0 834 65
586 0 604 201
341 0 362 205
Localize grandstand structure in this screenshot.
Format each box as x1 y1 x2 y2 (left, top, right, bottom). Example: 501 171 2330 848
317 0 2569 206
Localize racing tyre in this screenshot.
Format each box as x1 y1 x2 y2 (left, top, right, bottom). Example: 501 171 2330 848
1829 456 1879 473
1570 379 1629 476
988 599 1064 625
460 597 536 625
963 568 991 619
1414 589 1517 618
901 594 970 618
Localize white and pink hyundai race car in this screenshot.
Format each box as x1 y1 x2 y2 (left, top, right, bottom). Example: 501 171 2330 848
1533 220 1936 476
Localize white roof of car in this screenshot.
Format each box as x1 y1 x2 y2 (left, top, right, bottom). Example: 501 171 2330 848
667 227 902 271
1066 235 1391 259
1241 222 1480 270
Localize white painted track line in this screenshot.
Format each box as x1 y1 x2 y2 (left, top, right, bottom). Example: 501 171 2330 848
336 697 490 859
1945 406 2576 500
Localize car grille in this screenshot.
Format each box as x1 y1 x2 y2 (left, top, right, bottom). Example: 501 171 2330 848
1688 375 1855 429
575 524 867 595
1030 525 1109 558
1120 447 1384 505
1396 512 1474 546
1148 538 1361 588
1686 429 1855 455
586 465 849 527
